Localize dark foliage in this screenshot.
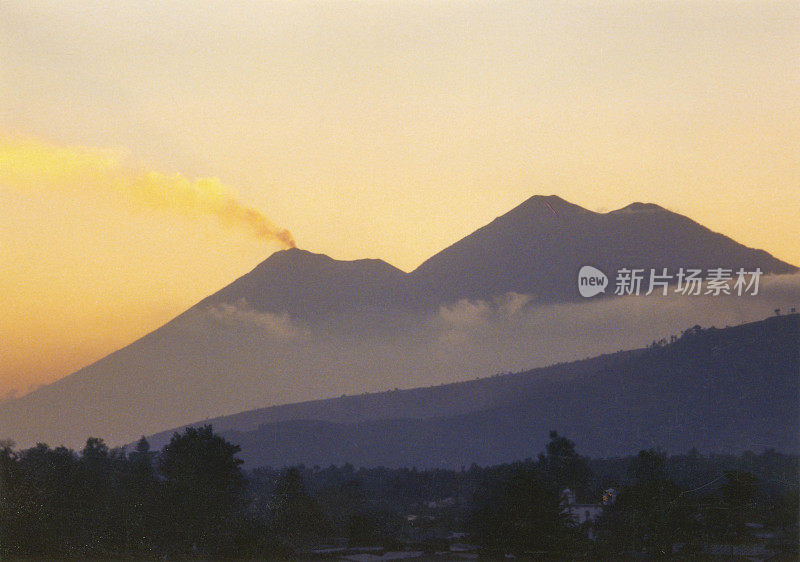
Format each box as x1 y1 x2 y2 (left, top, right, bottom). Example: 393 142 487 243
0 426 283 559
0 428 797 559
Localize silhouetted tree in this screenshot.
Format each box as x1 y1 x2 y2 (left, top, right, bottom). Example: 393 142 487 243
270 466 330 549
157 425 246 555
538 430 592 497
119 436 159 554
13 444 85 556
595 450 700 558
704 470 759 545
0 440 17 558
77 437 125 553
469 463 578 557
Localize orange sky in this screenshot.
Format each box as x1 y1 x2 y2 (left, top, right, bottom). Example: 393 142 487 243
1 1 798 397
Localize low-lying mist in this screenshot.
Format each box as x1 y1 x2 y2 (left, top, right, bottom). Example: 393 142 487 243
189 272 800 408
1 273 797 449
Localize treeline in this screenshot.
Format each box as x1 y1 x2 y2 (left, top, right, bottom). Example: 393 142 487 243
249 434 799 558
0 428 797 559
0 428 284 558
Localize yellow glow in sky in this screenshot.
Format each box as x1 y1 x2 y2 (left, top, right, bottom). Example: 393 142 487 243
0 137 292 396
0 1 798 396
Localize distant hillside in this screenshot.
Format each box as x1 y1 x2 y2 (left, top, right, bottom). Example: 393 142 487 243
144 348 644 446
148 314 799 468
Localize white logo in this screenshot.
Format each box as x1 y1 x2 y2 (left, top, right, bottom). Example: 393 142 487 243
577 266 762 298
578 266 608 297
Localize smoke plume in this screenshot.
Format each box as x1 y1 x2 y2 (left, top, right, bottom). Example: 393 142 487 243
0 136 295 247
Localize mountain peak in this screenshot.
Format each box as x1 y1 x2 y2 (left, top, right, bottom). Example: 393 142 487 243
410 193 796 304
207 194 795 317
610 202 668 214
261 247 334 267
513 194 595 217
203 247 407 319
259 247 403 276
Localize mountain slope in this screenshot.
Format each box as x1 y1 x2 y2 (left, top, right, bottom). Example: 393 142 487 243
199 248 410 320
410 195 796 305
156 314 799 468
0 196 796 449
164 195 799 318
142 348 644 446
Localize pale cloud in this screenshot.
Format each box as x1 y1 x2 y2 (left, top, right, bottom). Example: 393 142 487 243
205 299 304 341
430 273 800 362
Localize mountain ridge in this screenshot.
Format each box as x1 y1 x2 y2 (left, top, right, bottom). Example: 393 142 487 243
143 313 800 467
0 194 796 448
408 195 794 305
203 195 795 318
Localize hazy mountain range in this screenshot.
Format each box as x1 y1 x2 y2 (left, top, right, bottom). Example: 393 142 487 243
1 195 797 449
145 314 800 467
201 195 795 319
